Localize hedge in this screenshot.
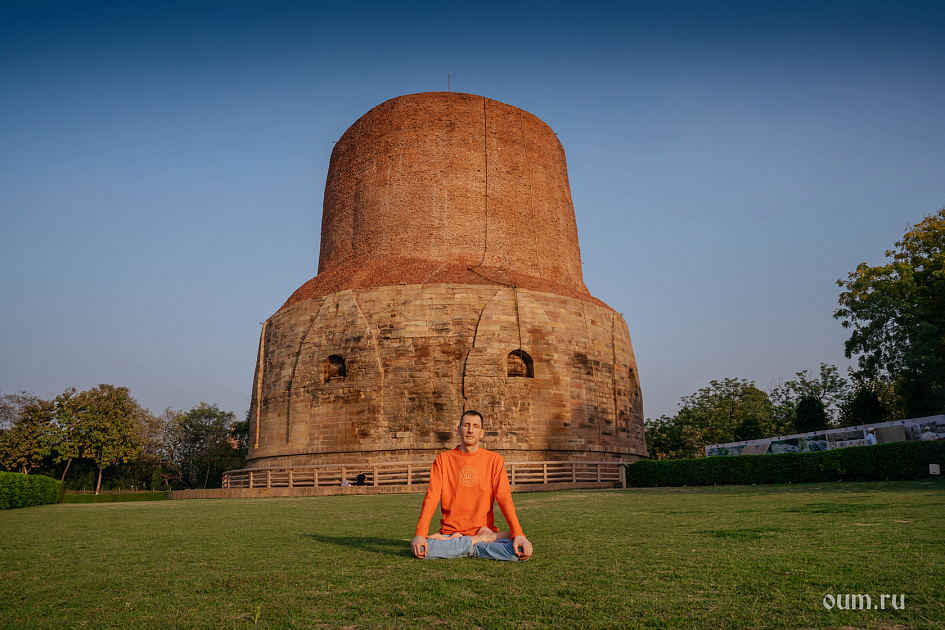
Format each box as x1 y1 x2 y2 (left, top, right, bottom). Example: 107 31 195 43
626 440 945 487
0 472 64 510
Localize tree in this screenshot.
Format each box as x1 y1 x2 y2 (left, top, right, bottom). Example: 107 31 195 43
644 416 689 461
839 378 902 427
835 208 945 417
768 363 849 427
137 407 184 490
0 398 56 474
646 378 775 459
0 391 42 432
52 388 83 482
63 385 143 494
736 417 764 441
794 396 829 433
844 389 885 426
178 403 244 489
679 378 774 447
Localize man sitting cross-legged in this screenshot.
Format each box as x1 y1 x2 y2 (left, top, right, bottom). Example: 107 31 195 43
411 410 533 561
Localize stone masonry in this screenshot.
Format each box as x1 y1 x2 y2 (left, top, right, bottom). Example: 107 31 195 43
245 92 647 468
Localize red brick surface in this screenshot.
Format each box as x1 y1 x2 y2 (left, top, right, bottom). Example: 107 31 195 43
249 93 647 468
291 92 588 306
282 257 609 311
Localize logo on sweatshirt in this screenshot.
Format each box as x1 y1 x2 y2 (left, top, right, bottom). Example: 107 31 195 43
459 466 478 487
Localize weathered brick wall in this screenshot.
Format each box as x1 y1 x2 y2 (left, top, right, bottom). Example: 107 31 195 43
245 285 646 467
315 92 587 297
244 92 648 469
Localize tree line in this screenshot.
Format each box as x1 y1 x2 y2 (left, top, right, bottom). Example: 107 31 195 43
647 208 945 459
0 385 247 493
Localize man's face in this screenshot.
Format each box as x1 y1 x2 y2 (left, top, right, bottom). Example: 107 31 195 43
458 414 484 449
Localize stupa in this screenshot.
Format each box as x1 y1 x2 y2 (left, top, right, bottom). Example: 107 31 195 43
244 92 647 468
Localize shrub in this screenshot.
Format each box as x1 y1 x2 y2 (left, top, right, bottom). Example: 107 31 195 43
0 472 64 509
626 440 945 486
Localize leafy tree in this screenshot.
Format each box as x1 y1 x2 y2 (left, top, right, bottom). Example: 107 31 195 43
895 375 941 420
140 408 184 463
839 378 902 427
52 388 83 482
233 411 250 455
646 378 775 459
137 407 184 489
62 385 143 494
0 391 42 432
794 396 829 433
843 389 885 426
178 403 244 489
644 416 689 461
0 398 56 474
736 417 764 441
680 378 774 446
768 364 849 427
835 208 945 417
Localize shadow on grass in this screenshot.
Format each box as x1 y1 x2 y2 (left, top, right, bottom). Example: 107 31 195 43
304 533 413 558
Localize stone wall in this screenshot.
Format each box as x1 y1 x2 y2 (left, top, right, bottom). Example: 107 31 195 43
245 284 646 467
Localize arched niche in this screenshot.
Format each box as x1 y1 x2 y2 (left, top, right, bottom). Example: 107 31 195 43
508 349 534 378
324 355 346 381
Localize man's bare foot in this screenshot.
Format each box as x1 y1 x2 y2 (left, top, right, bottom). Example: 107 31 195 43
470 526 499 545
428 532 466 540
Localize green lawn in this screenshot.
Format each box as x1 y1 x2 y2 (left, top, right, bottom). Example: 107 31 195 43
1 481 942 629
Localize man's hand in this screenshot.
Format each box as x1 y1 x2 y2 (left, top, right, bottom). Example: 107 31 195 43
511 535 532 560
411 535 428 559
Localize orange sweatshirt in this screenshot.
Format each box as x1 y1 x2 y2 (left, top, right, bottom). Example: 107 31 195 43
415 447 525 538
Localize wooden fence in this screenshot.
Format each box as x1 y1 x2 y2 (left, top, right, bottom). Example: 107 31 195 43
65 489 159 495
223 460 625 490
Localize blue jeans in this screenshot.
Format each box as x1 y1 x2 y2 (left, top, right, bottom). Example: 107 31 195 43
424 536 523 561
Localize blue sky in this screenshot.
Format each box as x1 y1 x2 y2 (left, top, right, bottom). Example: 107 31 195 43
1 0 943 422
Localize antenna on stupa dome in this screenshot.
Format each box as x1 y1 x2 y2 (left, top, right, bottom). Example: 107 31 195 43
447 72 450 91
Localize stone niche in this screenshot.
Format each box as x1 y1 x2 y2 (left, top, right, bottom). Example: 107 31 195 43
245 92 647 467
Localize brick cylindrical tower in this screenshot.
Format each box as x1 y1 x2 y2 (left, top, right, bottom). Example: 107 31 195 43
246 92 646 468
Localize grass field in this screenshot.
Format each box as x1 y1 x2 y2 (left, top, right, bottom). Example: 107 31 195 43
1 481 942 629
61 491 169 504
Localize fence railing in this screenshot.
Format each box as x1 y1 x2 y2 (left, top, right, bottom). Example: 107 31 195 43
222 460 625 490
65 489 160 495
